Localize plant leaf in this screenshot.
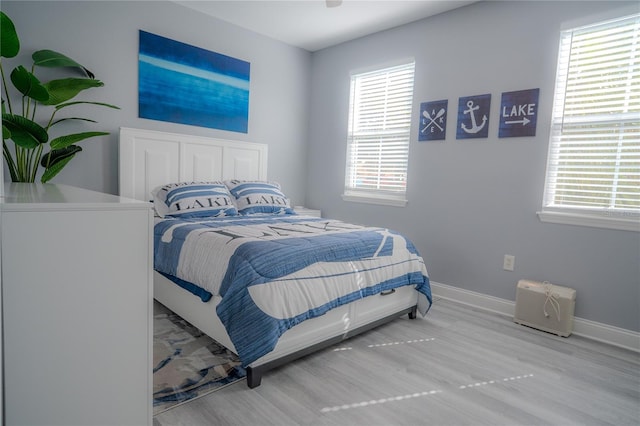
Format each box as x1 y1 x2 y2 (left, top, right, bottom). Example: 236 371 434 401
41 78 104 105
2 124 11 139
2 142 19 182
49 131 109 150
32 49 94 78
50 117 98 127
55 100 120 110
10 65 50 102
40 146 81 183
2 114 48 148
0 12 20 58
40 144 82 168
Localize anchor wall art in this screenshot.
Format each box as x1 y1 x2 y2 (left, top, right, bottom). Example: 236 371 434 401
456 94 491 139
138 30 250 133
419 100 448 141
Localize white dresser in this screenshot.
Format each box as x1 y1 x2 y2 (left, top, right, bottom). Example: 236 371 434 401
1 183 153 426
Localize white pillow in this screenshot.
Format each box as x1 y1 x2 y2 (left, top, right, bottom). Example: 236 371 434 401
151 182 238 218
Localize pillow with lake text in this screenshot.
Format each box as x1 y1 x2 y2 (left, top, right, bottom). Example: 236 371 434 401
151 181 238 218
224 180 294 215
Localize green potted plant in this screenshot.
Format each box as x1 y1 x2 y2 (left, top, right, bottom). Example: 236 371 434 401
1 11 119 183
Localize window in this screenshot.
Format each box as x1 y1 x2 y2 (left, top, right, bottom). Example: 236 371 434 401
343 60 415 206
539 13 640 231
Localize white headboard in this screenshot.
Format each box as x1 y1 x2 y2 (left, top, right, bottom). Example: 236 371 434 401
119 127 268 201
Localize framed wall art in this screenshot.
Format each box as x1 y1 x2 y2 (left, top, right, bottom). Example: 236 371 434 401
139 30 250 133
419 100 448 141
499 88 540 138
456 93 491 139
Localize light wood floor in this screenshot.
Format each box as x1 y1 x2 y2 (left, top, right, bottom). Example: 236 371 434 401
154 297 640 425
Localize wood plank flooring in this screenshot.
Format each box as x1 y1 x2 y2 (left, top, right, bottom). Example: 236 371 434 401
154 297 640 425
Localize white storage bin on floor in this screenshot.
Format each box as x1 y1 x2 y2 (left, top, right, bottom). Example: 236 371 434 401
514 280 576 337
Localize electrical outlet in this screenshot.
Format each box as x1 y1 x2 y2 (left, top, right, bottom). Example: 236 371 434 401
503 254 515 271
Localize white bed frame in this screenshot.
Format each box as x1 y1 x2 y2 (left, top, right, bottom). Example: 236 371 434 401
119 127 419 387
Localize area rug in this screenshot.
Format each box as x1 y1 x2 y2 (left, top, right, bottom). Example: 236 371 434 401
153 301 246 415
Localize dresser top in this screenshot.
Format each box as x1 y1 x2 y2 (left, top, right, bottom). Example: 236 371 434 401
1 183 151 212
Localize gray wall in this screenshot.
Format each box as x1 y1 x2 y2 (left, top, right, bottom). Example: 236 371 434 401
2 0 311 205
3 1 638 332
306 0 640 332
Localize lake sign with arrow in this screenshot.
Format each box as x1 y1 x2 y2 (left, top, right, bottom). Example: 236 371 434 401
499 88 539 138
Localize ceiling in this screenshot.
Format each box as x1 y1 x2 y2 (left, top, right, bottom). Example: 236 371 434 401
174 0 479 52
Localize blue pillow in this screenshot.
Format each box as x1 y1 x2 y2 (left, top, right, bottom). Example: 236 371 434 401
224 180 294 215
151 182 238 218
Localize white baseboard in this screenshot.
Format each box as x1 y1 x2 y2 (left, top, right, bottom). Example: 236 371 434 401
431 281 640 353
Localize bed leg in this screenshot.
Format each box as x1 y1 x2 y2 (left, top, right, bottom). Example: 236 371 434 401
246 367 262 388
408 305 417 319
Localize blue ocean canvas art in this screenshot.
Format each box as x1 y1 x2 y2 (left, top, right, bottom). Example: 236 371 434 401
139 31 250 133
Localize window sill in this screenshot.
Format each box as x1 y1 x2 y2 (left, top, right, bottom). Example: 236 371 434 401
342 192 407 207
537 210 640 232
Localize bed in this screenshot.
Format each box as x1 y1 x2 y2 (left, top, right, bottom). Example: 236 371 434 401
119 127 432 388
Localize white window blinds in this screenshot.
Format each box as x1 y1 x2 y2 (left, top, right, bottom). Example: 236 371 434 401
344 61 415 206
542 14 640 223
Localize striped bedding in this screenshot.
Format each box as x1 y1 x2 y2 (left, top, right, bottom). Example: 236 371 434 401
154 214 432 366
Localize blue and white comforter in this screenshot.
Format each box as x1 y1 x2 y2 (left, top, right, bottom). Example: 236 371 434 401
154 215 432 366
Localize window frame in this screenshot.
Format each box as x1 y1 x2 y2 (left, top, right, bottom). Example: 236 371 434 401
538 12 640 232
342 59 416 207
